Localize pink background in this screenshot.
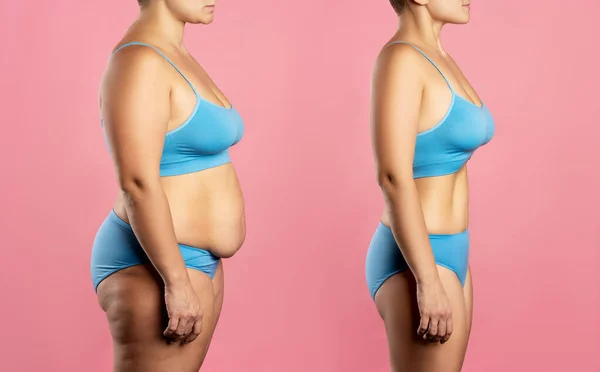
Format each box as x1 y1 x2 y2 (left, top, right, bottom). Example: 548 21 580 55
1 0 598 371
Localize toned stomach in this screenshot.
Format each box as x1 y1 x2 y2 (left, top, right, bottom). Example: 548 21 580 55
113 163 245 258
382 165 470 235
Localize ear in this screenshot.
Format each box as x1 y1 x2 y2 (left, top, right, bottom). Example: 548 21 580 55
413 0 429 5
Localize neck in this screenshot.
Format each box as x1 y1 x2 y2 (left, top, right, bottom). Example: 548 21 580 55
396 7 446 54
135 2 186 50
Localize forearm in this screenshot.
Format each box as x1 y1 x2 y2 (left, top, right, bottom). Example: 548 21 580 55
382 179 439 285
121 181 189 286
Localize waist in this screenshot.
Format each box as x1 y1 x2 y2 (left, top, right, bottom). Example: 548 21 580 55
114 164 245 256
382 166 469 234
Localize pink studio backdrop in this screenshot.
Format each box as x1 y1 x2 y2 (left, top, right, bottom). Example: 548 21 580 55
1 0 598 371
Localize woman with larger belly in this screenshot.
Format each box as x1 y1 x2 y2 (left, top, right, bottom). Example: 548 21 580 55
90 1 244 370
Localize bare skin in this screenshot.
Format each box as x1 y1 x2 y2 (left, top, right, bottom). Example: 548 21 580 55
371 0 481 371
97 1 244 371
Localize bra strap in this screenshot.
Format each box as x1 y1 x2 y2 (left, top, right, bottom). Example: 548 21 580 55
386 41 454 92
112 42 198 95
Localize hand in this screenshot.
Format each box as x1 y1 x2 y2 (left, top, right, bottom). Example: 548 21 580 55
163 279 203 345
416 278 453 344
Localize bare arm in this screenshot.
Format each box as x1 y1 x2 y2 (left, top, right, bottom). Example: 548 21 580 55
101 47 205 344
101 47 188 287
371 44 453 343
371 44 440 285
372 44 453 343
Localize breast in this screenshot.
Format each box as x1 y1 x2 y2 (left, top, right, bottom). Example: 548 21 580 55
443 101 494 152
165 105 244 155
413 100 494 178
159 104 245 176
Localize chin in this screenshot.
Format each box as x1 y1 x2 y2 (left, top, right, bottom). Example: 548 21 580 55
454 14 470 24
189 15 214 25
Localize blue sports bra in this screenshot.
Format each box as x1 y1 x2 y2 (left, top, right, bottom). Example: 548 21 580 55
388 41 495 179
104 42 244 177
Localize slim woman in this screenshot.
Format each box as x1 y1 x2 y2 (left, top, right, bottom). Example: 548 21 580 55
366 1 494 371
91 1 245 371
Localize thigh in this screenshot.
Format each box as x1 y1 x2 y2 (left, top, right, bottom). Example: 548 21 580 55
97 264 222 372
374 266 470 372
194 260 225 359
211 261 224 321
464 266 473 336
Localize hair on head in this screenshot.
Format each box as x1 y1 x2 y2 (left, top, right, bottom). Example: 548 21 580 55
390 0 407 14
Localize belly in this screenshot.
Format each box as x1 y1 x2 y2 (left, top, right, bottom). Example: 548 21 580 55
416 166 469 233
115 163 245 258
382 165 470 234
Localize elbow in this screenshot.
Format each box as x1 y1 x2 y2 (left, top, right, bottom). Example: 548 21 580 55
377 170 413 195
117 173 158 199
377 170 395 189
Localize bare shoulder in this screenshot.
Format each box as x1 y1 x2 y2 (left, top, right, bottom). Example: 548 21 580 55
373 42 428 79
101 44 171 94
110 44 167 71
99 43 173 132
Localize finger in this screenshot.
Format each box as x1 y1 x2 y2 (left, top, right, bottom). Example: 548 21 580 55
424 330 438 343
437 319 447 343
184 317 203 345
418 315 430 336
441 316 453 344
177 317 194 341
427 322 443 343
164 316 180 340
428 318 439 340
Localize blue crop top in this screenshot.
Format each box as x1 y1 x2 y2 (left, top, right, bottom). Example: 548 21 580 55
104 42 244 177
388 41 495 179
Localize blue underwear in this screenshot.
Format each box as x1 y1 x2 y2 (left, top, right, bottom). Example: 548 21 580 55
91 210 220 292
365 222 469 299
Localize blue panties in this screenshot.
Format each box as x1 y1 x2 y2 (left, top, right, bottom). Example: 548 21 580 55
91 210 220 292
366 222 469 299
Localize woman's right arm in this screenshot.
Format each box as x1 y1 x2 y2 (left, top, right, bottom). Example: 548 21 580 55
370 44 453 344
101 47 202 345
